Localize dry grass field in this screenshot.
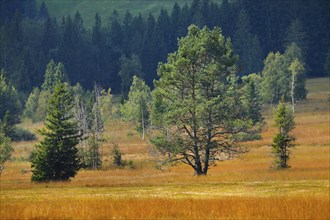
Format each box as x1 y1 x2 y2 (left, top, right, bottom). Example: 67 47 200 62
1 78 329 219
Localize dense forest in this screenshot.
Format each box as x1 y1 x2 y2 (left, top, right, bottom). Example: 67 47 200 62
1 0 330 95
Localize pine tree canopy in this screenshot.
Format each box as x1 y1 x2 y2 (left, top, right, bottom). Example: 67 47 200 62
152 25 263 175
271 100 295 169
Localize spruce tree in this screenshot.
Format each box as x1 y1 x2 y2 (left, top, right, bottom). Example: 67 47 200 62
31 82 81 182
271 100 295 169
289 59 304 114
241 74 263 124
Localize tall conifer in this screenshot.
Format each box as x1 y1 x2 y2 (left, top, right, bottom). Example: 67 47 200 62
271 100 295 169
31 82 81 182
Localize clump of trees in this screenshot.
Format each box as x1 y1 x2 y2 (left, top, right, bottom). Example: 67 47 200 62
2 0 319 178
29 60 113 181
24 60 69 122
1 0 329 95
0 70 22 137
24 60 112 171
151 25 263 175
261 43 306 106
0 70 35 142
74 83 111 170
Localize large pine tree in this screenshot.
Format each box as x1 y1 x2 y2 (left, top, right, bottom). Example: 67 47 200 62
31 82 81 182
152 25 262 175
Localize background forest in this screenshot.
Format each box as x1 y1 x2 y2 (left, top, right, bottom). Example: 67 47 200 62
1 0 329 95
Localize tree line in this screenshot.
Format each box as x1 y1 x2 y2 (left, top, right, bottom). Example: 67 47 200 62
1 24 299 179
0 0 329 96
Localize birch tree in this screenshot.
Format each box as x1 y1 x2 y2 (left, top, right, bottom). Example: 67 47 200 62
289 59 304 114
120 76 151 140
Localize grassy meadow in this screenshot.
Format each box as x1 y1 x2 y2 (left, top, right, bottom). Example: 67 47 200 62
1 77 329 219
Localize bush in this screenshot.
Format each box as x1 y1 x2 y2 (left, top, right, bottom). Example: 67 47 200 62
232 132 262 142
127 160 135 169
111 144 124 167
9 127 36 141
111 143 135 169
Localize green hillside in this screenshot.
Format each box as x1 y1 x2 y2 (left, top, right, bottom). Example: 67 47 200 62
37 0 221 29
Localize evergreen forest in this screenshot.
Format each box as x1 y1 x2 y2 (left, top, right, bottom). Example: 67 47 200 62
1 0 329 95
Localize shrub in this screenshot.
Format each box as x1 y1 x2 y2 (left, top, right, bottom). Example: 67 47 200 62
111 144 124 167
232 132 262 142
9 127 36 141
127 160 135 169
111 143 135 169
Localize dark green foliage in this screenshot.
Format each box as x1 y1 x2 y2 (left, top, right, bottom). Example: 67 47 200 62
233 9 262 74
0 71 22 137
325 47 330 76
232 73 264 141
119 54 143 99
271 100 295 169
110 143 135 169
38 1 49 19
1 111 15 139
284 19 308 61
111 144 123 167
241 74 263 124
0 0 329 94
9 127 36 142
0 131 13 175
31 82 81 182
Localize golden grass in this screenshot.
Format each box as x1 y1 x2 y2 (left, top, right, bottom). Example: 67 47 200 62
1 144 329 187
1 196 328 220
1 77 329 219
